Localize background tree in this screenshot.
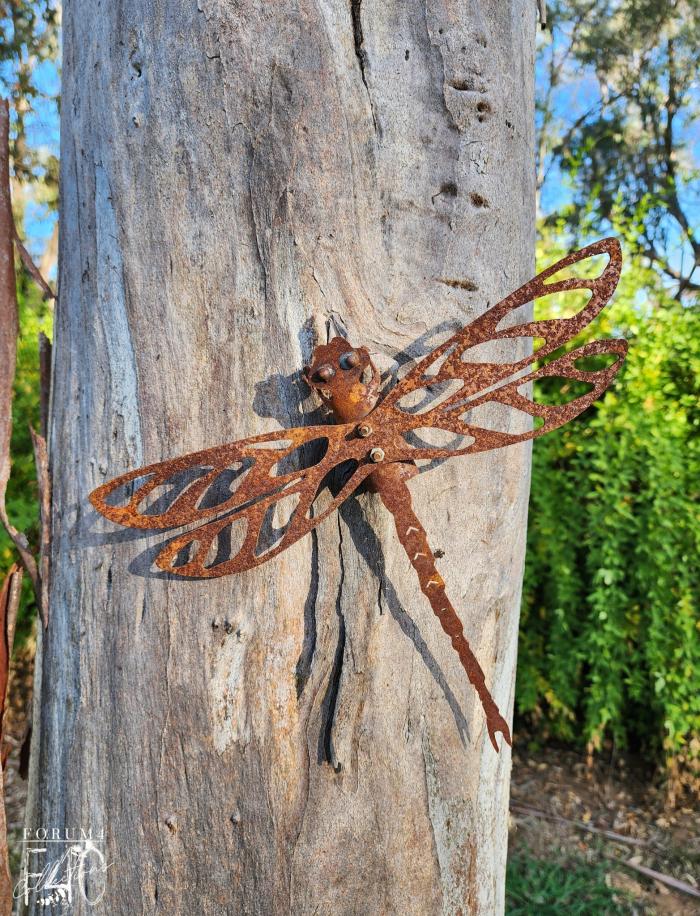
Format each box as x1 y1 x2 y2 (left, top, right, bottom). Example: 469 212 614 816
520 0 700 803
537 0 699 299
0 0 59 183
0 0 58 625
29 2 536 913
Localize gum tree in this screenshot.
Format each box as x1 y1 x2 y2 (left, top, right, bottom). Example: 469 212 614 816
30 2 536 913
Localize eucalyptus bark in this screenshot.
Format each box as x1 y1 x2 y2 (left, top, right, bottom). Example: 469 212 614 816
30 1 535 913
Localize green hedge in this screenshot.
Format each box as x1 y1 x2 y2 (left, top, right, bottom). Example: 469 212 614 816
519 244 700 800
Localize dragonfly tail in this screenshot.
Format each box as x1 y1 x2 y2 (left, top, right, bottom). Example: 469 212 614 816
373 463 512 752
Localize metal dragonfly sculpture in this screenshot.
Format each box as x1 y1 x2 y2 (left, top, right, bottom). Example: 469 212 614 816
90 238 626 752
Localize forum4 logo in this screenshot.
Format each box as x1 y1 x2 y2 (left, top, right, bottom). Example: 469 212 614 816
14 828 109 908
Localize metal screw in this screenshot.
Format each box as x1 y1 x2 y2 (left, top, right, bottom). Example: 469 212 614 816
370 447 385 463
316 364 335 382
340 350 361 369
357 423 372 438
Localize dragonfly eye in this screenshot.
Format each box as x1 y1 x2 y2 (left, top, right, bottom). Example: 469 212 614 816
339 350 361 370
315 364 335 382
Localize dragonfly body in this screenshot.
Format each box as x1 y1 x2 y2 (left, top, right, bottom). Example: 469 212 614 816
90 238 627 752
305 336 512 748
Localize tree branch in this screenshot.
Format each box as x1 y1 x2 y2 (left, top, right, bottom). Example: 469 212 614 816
642 243 700 294
12 226 56 300
0 99 41 602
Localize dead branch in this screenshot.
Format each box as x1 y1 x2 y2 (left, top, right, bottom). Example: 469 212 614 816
30 427 50 628
537 0 547 29
510 802 649 848
39 332 52 439
0 564 21 738
620 858 700 900
511 804 700 900
12 227 56 301
0 99 40 601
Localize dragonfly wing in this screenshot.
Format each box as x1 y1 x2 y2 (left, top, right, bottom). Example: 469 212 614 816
372 238 627 459
380 237 621 407
153 454 375 577
90 423 375 577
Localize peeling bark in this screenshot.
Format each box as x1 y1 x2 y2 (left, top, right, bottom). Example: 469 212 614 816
30 1 535 913
0 563 21 916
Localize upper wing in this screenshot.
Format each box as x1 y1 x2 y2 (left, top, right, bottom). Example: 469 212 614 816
89 424 375 577
371 237 627 459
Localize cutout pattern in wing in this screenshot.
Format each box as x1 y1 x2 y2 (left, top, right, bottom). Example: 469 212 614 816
89 424 376 577
372 238 626 459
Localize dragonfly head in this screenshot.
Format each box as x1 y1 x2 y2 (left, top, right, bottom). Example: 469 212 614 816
304 337 380 422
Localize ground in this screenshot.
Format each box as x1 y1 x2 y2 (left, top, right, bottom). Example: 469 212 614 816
509 741 699 914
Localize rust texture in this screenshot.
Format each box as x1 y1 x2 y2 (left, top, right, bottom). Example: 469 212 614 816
372 461 511 750
90 238 627 749
303 336 381 422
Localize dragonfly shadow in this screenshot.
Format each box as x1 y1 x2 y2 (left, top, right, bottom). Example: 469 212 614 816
81 504 168 547
126 537 214 582
388 318 460 377
80 504 213 581
251 369 328 429
339 497 470 747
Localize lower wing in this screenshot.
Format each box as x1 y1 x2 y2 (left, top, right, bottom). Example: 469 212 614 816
89 424 375 577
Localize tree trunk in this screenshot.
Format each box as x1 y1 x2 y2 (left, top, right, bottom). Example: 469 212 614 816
30 1 535 913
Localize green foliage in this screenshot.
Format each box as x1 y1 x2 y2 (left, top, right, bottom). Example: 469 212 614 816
520 235 700 799
0 271 52 644
529 0 700 801
506 852 635 915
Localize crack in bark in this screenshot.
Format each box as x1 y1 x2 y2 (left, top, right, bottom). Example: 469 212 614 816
350 0 368 90
322 614 345 772
320 516 346 771
350 0 378 133
295 528 319 697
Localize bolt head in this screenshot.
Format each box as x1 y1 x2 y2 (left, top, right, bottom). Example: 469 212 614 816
369 447 385 463
340 350 361 369
315 364 335 382
357 423 372 438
